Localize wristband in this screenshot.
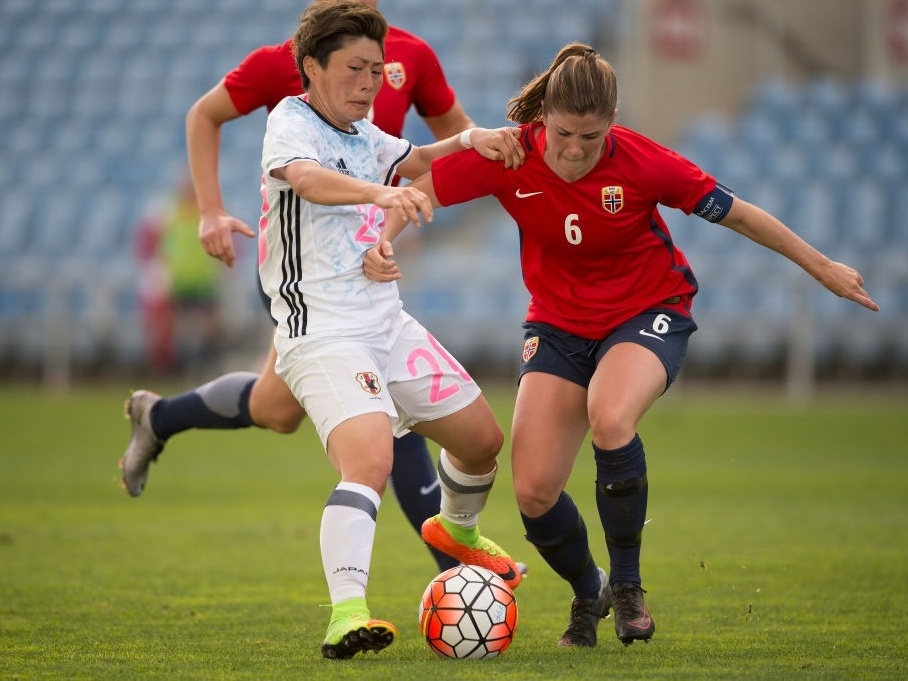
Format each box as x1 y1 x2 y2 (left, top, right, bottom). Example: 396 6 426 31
459 128 476 149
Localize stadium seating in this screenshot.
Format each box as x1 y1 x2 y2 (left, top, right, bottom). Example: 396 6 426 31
674 75 908 378
0 0 905 385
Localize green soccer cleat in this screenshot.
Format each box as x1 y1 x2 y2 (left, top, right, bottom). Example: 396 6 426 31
321 615 397 660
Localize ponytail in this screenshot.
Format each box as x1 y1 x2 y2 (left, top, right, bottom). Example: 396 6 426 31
507 42 617 124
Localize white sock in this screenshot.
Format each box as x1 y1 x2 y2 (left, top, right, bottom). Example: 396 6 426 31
320 481 382 605
437 449 497 529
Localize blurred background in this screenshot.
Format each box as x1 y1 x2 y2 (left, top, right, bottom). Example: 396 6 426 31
1 0 906 397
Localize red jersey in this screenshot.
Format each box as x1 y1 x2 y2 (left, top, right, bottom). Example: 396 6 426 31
223 26 456 137
432 123 717 339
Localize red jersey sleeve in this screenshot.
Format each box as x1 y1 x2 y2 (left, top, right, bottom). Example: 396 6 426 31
223 40 302 115
432 150 505 207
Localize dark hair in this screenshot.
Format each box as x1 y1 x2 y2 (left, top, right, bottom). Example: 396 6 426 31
292 0 388 89
507 42 618 124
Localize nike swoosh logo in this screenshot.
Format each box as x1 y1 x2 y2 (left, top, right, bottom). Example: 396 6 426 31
638 329 666 342
419 479 440 495
515 189 543 198
628 614 652 630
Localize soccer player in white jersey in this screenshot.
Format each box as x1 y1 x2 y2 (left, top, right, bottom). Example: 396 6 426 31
259 0 525 659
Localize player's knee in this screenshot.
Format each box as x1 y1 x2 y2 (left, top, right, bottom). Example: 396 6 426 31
263 411 305 434
478 430 505 467
251 403 305 433
460 420 504 463
362 448 395 484
513 479 560 518
589 409 636 451
484 425 505 459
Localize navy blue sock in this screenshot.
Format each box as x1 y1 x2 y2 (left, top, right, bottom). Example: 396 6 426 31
389 432 457 571
149 372 257 441
521 492 601 599
594 434 648 586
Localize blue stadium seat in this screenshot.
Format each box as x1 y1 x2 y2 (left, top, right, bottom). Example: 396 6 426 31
837 179 889 254
804 77 849 116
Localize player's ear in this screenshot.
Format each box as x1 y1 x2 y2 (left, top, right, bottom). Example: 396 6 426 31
302 55 319 82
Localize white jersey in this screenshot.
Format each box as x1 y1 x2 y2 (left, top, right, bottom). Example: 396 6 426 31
259 96 412 339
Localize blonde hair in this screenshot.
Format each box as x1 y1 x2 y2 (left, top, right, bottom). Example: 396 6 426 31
507 42 618 124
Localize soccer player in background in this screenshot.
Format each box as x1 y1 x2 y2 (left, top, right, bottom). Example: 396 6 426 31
365 42 879 649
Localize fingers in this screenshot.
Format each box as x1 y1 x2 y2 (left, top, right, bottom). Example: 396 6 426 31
201 235 236 267
380 187 432 227
472 127 526 169
497 127 526 169
199 215 254 268
405 187 433 226
851 287 880 312
362 242 401 282
378 240 395 259
236 223 256 238
827 262 880 312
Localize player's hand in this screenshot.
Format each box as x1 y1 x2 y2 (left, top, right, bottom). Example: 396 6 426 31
817 260 880 312
363 241 401 282
372 186 433 228
472 127 526 169
198 212 255 268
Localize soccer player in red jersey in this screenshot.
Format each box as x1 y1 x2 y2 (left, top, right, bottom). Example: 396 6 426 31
118 0 478 574
366 42 879 649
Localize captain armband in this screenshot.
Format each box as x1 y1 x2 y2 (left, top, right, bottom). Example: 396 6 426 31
693 182 734 223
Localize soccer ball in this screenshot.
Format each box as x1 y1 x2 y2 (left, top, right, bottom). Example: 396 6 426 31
418 564 518 659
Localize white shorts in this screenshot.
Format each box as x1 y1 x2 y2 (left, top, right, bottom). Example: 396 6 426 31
274 310 482 447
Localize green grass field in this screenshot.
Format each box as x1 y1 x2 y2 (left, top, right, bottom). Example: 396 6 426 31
1 381 907 680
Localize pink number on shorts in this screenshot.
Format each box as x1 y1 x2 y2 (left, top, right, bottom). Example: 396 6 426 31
427 333 471 382
406 332 473 403
407 348 460 403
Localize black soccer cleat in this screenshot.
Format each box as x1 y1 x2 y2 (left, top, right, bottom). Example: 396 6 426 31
558 567 612 647
611 582 655 645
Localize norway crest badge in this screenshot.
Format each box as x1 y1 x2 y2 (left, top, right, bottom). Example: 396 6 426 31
384 62 406 90
522 336 539 362
602 186 624 214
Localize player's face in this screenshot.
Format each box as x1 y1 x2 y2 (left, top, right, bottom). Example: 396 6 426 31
541 111 610 182
304 37 384 129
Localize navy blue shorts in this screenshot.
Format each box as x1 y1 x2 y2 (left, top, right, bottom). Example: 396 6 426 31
518 309 698 391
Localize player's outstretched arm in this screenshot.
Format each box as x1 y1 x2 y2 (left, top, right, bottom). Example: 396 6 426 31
399 127 525 181
719 198 880 311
